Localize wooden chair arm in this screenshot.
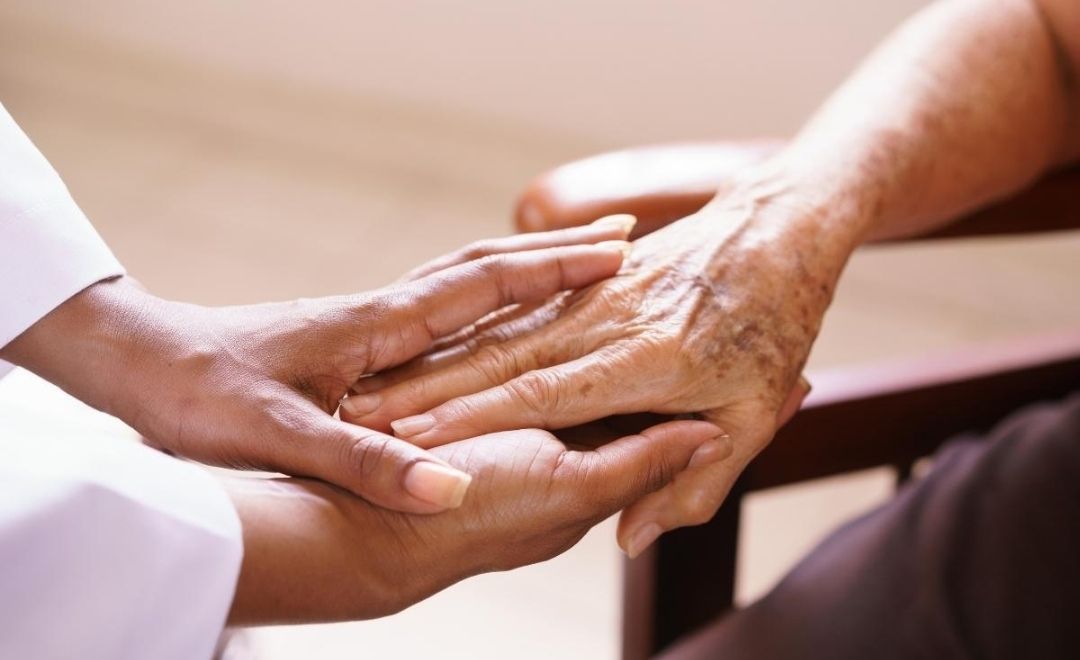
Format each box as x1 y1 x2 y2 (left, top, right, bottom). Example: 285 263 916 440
514 140 781 237
748 329 1080 490
515 140 1080 239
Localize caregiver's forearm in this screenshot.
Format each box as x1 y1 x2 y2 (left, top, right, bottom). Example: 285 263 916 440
732 0 1078 256
225 477 444 625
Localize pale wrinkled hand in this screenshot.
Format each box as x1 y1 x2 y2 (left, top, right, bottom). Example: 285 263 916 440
342 203 827 551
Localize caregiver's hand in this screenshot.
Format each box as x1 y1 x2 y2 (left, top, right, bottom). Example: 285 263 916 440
1 222 633 513
228 417 726 624
343 175 852 544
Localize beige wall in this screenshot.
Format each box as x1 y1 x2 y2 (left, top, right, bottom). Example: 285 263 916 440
1 0 952 320
4 1 928 143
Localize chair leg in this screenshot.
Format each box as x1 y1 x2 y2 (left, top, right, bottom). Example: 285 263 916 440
622 488 743 659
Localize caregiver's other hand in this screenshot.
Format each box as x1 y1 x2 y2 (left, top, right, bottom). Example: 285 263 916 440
1 224 632 514
343 174 848 542
228 417 726 624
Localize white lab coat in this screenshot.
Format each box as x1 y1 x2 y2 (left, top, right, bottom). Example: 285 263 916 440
0 102 242 659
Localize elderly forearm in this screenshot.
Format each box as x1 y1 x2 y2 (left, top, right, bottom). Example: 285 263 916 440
758 0 1078 248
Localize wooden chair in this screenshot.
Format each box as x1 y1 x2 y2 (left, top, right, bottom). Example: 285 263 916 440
514 141 1080 660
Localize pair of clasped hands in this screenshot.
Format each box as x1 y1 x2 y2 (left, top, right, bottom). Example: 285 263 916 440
7 149 819 621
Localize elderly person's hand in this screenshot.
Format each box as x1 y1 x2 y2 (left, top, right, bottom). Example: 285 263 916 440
227 416 726 623
340 0 1080 556
1 221 633 514
341 172 841 551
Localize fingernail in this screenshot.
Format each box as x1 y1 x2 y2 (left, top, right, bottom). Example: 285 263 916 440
625 522 663 559
597 239 633 259
403 461 472 509
687 435 733 469
593 213 638 235
341 394 381 417
391 413 436 438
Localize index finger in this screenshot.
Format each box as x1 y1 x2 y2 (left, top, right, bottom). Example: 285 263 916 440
400 214 636 282
369 242 629 371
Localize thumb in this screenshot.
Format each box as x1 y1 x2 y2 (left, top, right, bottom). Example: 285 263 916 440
577 420 729 518
276 412 474 514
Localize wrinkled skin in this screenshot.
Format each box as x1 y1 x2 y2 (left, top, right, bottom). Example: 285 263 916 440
344 178 839 550
228 417 726 624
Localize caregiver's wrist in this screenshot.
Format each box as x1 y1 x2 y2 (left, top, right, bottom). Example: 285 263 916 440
1 276 163 414
65 277 185 418
227 476 439 624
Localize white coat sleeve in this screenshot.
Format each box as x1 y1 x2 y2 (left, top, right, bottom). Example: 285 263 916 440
0 103 244 658
0 101 125 378
0 424 243 660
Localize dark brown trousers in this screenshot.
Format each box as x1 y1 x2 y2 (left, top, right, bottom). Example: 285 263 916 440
664 393 1080 660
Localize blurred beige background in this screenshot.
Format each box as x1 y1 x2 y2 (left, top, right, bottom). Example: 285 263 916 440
2 1 1078 658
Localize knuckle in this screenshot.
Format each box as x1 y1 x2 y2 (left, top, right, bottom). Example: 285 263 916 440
443 395 485 423
469 343 524 383
485 318 525 343
460 239 497 262
588 281 636 310
474 252 511 274
678 489 721 526
506 371 562 418
341 432 399 482
473 254 517 302
403 370 438 399
640 451 676 493
462 336 485 357
551 449 585 482
547 252 570 288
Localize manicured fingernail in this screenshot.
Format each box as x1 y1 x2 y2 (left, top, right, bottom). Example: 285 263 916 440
403 461 472 509
625 522 663 559
341 394 380 417
597 239 633 259
593 213 638 235
391 413 436 437
687 435 733 468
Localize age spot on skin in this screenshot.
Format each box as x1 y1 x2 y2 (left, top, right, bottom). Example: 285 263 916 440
734 322 762 352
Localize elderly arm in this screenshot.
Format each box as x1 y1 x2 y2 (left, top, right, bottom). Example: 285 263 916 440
529 0 1080 241
772 0 1079 241
341 0 1080 555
